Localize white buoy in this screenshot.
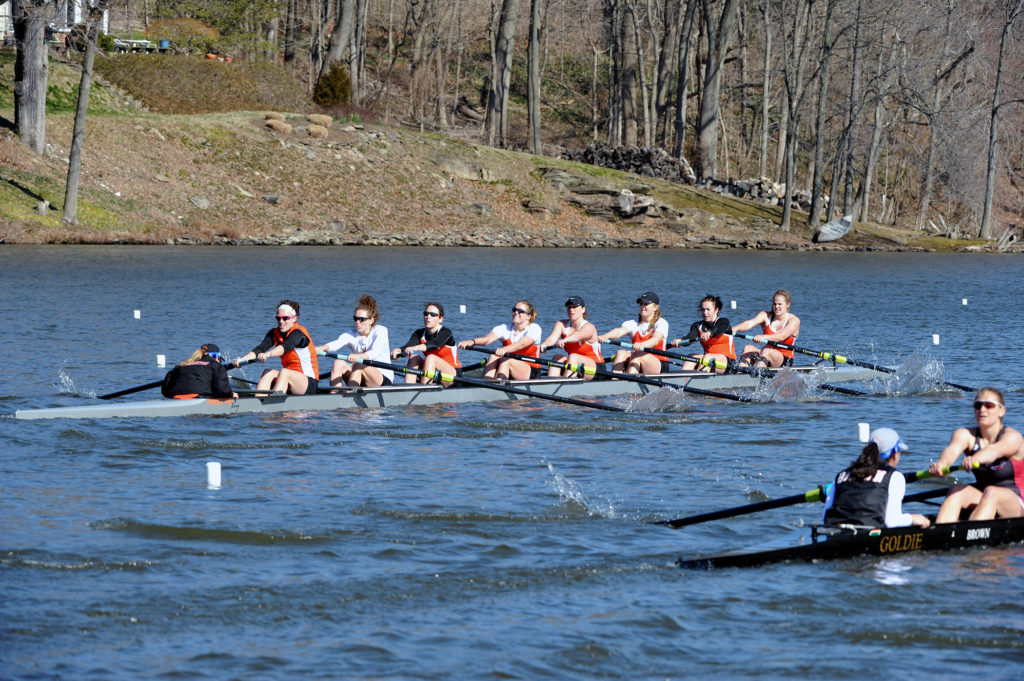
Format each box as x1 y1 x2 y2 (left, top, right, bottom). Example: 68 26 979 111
858 422 870 443
932 334 940 345
962 298 968 306
459 305 466 314
133 310 141 319
206 461 221 489
730 300 736 309
156 354 166 367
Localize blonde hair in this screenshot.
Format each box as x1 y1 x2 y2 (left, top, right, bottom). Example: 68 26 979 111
516 300 538 324
179 347 205 366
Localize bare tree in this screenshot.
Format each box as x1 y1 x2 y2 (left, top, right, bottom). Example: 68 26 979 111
64 0 112 225
775 0 816 231
807 0 837 226
527 0 544 152
671 0 697 160
12 0 55 156
694 0 739 180
979 0 1024 239
485 0 520 146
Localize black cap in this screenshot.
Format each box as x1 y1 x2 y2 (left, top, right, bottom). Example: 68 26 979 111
636 291 659 305
201 343 221 355
565 295 586 307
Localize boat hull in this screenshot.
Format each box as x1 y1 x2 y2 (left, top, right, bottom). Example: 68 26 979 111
677 517 1024 569
14 365 876 420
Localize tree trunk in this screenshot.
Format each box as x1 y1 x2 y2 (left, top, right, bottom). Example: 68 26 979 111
627 0 651 146
672 0 697 159
979 0 1023 239
619 1 639 145
64 0 110 225
653 0 680 146
842 0 864 216
13 0 54 156
284 0 298 64
694 0 740 180
527 0 544 153
485 0 520 147
916 0 956 229
757 0 770 179
808 0 836 226
320 0 355 80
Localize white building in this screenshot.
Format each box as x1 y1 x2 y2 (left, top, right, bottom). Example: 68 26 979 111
0 1 109 40
1 1 12 43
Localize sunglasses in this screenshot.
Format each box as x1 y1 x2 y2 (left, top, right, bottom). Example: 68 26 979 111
974 400 1003 410
423 311 441 317
276 315 294 321
512 307 529 315
353 315 371 322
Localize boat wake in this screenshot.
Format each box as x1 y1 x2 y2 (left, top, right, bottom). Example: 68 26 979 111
625 387 696 412
545 461 617 518
55 370 96 398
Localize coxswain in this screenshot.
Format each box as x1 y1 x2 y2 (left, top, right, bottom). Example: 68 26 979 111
161 343 237 399
929 387 1024 523
732 289 801 368
233 300 319 395
823 427 930 529
597 291 669 375
458 300 542 381
391 302 461 385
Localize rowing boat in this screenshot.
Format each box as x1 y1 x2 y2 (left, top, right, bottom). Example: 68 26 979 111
677 517 1024 569
14 364 877 420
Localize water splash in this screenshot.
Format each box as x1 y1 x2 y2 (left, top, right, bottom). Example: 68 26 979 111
54 370 96 398
750 368 819 402
873 351 957 396
545 461 616 518
626 387 695 412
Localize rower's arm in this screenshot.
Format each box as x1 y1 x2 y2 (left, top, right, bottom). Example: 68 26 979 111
730 312 766 334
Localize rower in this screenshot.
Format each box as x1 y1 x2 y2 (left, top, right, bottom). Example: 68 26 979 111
823 427 931 529
162 343 237 399
929 387 1024 523
391 302 461 385
538 295 602 380
596 291 669 375
458 299 542 381
233 300 319 395
669 294 734 373
731 289 801 368
316 294 393 387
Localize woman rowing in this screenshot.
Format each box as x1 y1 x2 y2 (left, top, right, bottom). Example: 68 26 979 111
233 300 319 395
822 427 930 529
458 300 542 381
538 295 602 380
731 289 801 368
391 302 461 384
929 387 1024 523
162 343 237 399
316 294 393 387
597 291 668 375
669 294 734 373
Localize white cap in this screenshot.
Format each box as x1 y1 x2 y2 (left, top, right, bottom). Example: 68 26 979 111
870 427 907 460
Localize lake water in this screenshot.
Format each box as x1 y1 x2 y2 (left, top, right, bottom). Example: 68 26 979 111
2 246 1023 680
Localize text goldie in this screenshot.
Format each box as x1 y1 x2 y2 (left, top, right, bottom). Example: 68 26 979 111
878 532 924 553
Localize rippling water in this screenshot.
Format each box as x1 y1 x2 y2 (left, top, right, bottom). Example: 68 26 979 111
2 246 1023 680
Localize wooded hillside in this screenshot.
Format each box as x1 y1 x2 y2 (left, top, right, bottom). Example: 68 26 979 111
8 0 1024 241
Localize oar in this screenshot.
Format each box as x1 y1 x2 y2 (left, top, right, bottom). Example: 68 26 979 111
462 345 751 403
655 463 972 528
731 332 975 392
99 358 254 400
320 351 625 412
602 339 867 397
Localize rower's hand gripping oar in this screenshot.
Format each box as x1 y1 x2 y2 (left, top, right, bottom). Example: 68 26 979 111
99 358 255 400
462 345 751 403
319 351 626 412
655 463 975 528
602 339 867 397
731 332 975 393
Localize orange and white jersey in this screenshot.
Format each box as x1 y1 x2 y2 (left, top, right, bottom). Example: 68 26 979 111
275 323 319 379
762 313 797 359
621 318 669 351
560 322 602 363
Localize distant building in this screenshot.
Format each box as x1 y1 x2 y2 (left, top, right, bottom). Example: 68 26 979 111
0 1 110 42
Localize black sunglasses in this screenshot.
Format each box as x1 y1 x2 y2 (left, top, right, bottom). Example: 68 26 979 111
423 311 441 317
512 307 529 315
353 315 371 322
